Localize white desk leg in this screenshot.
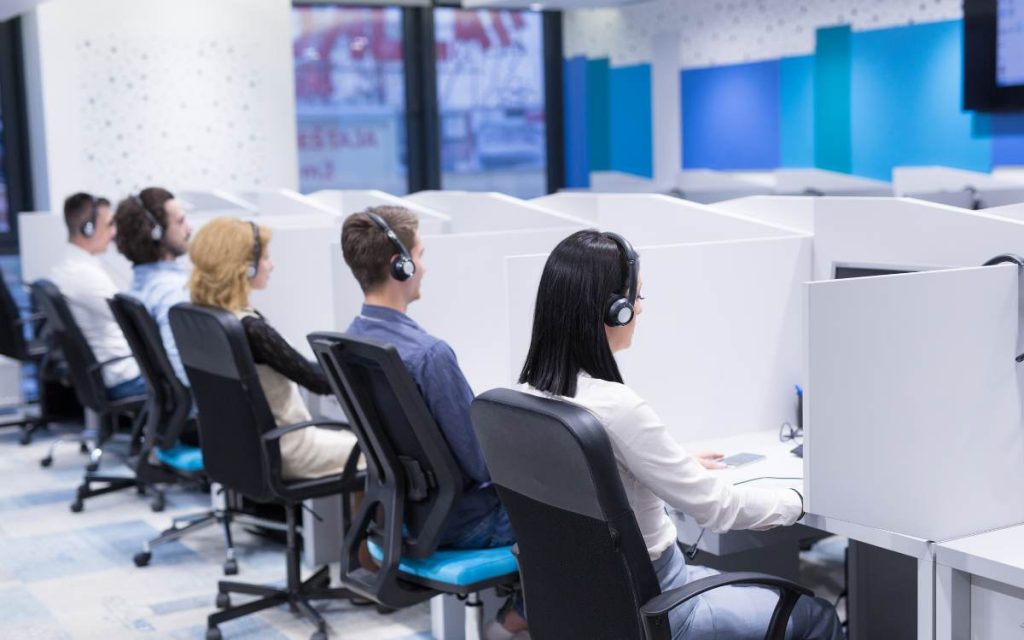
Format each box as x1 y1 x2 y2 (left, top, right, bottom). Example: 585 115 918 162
934 564 970 640
918 555 936 640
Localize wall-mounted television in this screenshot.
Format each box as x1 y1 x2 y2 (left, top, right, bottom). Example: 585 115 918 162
964 0 1024 111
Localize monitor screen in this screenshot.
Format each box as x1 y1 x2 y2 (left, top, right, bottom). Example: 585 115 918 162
965 0 1024 110
833 265 916 279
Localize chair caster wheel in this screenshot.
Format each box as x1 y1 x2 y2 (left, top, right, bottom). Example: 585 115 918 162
206 626 222 640
133 552 151 567
19 432 31 446
223 559 238 575
40 457 52 468
151 496 165 512
215 592 231 609
86 462 98 472
310 631 327 640
79 442 89 454
136 485 146 495
70 500 83 513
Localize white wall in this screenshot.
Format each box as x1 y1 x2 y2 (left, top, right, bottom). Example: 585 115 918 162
22 0 299 210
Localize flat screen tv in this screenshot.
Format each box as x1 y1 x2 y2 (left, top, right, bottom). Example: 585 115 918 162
964 0 1024 110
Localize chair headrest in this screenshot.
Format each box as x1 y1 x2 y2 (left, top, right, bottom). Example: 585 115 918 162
169 303 254 381
471 388 633 522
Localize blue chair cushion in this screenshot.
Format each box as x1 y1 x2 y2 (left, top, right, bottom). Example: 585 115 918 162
367 541 517 587
156 444 204 473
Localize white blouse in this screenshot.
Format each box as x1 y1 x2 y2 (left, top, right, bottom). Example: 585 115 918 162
518 374 802 560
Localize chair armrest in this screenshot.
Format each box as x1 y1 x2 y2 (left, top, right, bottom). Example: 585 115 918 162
640 571 813 640
87 354 134 373
262 420 349 441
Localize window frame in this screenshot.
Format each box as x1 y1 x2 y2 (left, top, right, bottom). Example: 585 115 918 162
0 17 33 254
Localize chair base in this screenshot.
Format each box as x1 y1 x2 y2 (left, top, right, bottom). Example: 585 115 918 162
207 565 355 640
71 471 138 512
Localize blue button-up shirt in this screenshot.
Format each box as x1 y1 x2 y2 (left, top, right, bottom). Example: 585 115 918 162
346 304 500 537
129 261 190 386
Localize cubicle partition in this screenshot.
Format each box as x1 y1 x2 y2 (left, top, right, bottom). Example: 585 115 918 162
308 189 451 235
769 168 892 196
805 264 1024 541
586 170 670 193
711 196 816 233
234 188 339 217
674 169 773 203
405 191 588 233
177 190 257 214
893 166 1024 209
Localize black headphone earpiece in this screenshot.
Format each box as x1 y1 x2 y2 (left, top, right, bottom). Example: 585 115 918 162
248 221 261 279
80 198 98 238
604 232 639 327
984 253 1024 363
366 211 415 282
132 194 164 242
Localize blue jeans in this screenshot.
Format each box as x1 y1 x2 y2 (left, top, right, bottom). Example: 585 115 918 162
106 376 147 400
443 505 525 620
654 544 843 640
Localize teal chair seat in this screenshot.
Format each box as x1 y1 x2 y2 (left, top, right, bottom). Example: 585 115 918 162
368 541 517 587
155 444 204 473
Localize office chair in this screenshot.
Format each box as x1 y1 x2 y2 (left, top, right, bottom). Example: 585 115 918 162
470 389 814 640
31 280 147 511
0 265 72 444
308 332 519 640
169 304 363 640
110 293 254 574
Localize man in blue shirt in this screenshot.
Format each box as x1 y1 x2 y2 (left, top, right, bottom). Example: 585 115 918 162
341 206 528 639
113 187 192 387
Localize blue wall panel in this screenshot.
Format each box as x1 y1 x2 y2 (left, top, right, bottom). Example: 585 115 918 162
585 58 611 172
814 27 852 173
681 60 781 169
780 55 815 167
608 64 653 177
850 20 991 180
992 113 1024 166
563 56 590 188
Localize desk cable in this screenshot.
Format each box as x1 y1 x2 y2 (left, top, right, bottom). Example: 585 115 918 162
682 476 804 562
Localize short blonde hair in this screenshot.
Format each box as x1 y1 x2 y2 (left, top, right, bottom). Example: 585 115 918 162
188 217 271 312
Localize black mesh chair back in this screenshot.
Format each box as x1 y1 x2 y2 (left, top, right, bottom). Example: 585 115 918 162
109 294 192 450
0 265 32 361
169 303 279 502
471 388 660 640
308 331 462 606
31 279 112 414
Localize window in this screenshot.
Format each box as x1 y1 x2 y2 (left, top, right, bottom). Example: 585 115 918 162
293 5 407 194
434 8 547 198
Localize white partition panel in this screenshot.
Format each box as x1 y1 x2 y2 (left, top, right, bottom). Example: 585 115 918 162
331 227 580 393
249 214 340 357
588 171 670 193
805 265 1024 541
772 169 891 196
405 191 587 233
894 166 1024 208
507 235 811 443
712 196 816 233
980 202 1024 223
237 188 339 217
308 189 451 235
177 190 257 214
533 193 798 245
994 166 1024 183
812 198 1024 280
19 211 132 289
675 169 772 203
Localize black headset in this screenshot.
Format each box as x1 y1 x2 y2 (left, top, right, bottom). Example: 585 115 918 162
366 211 415 282
80 198 99 238
131 194 164 242
984 253 1024 363
604 232 639 327
247 221 262 279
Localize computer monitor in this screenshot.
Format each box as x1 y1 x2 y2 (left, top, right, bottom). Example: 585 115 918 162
832 263 922 279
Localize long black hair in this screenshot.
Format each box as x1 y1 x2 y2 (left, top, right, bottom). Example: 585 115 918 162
518 229 633 397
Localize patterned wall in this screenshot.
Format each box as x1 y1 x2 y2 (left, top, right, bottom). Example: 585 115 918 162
564 0 963 68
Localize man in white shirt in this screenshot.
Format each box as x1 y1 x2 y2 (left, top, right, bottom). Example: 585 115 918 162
49 192 144 400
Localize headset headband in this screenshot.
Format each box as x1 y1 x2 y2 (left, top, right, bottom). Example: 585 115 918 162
605 232 639 307
132 194 164 242
367 212 412 260
248 221 262 278
366 210 416 281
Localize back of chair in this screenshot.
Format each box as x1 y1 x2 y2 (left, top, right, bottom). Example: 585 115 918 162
169 303 278 502
0 265 31 361
308 332 463 605
30 279 109 413
471 388 662 640
109 294 191 450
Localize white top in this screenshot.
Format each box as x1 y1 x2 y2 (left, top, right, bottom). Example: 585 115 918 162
518 374 803 559
49 244 139 387
935 524 1024 588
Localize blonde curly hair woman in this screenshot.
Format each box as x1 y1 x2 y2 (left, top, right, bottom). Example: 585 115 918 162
188 217 356 480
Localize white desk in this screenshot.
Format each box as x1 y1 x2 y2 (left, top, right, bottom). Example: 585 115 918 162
934 525 1024 640
679 430 934 640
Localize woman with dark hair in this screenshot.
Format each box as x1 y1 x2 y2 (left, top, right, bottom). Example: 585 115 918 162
517 230 841 640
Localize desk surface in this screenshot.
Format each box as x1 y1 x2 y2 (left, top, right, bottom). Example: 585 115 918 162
935 525 1024 586
684 429 932 560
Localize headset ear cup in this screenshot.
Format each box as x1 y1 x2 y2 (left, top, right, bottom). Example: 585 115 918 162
81 221 95 238
605 296 634 327
392 256 414 281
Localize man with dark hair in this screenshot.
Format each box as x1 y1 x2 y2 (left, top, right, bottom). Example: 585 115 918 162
341 207 528 639
49 192 143 399
113 187 192 385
